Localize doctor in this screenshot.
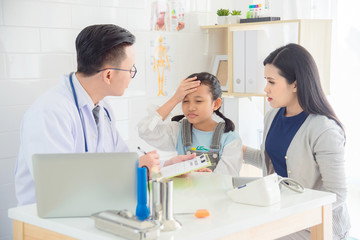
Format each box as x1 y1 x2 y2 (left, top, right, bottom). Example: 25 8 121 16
15 24 196 206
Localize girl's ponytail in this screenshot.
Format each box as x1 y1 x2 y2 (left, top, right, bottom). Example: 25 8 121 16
215 109 235 133
171 114 185 122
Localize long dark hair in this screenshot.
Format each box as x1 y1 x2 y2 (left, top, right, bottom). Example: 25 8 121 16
264 43 344 133
171 72 235 132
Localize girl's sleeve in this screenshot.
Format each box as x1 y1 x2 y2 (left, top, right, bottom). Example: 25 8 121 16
214 138 243 177
137 106 180 151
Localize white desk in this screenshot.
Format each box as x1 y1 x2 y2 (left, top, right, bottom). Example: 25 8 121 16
8 173 335 240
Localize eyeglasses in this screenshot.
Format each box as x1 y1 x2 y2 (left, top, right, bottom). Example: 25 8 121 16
97 64 137 78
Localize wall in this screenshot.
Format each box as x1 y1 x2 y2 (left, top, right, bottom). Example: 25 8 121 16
0 0 242 239
330 1 360 237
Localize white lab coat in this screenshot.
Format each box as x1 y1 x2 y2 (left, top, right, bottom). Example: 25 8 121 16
15 73 128 206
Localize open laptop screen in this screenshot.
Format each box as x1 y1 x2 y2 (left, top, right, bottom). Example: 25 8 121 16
32 152 138 218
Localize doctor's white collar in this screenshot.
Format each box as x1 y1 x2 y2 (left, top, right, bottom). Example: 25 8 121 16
70 72 105 110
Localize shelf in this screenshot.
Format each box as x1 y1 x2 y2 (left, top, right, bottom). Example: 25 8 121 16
200 25 229 29
200 19 301 30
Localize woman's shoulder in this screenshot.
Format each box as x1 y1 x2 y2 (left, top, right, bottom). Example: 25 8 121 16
305 114 344 139
307 114 341 130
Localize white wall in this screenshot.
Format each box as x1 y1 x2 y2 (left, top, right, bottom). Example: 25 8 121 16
330 1 360 237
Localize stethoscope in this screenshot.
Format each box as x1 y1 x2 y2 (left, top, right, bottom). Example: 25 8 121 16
69 72 111 152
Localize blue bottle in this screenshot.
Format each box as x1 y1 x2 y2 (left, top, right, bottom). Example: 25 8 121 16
136 166 149 221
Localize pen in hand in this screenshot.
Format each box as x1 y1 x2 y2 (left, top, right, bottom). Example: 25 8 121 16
137 146 147 155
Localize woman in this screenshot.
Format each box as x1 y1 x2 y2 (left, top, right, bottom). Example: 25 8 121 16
243 43 350 239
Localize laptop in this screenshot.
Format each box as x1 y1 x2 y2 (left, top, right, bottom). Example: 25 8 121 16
32 152 138 218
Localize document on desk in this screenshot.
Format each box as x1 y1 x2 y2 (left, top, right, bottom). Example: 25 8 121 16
160 154 211 178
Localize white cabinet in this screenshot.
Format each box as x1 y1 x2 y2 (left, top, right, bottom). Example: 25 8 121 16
233 31 246 93
234 30 261 93
201 19 332 96
233 23 299 94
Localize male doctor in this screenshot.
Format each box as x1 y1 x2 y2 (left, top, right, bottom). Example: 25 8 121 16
15 24 195 206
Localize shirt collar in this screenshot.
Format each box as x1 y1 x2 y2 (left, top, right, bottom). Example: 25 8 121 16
71 72 104 110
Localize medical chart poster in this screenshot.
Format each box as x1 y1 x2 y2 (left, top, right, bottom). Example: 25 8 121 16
150 0 185 32
147 34 177 97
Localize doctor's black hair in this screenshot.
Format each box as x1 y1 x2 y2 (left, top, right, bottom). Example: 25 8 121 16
264 43 345 134
76 24 136 76
171 72 235 133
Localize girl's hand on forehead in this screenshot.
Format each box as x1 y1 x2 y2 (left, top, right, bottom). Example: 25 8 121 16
173 77 201 103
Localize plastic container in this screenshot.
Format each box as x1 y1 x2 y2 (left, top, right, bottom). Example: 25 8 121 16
258 4 262 17
254 5 259 18
136 167 149 221
248 5 254 19
264 0 271 17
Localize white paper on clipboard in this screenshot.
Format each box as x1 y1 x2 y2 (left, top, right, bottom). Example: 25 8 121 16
160 154 211 178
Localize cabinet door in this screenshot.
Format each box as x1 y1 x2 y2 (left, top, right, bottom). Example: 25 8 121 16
232 22 299 94
233 31 245 93
255 22 299 93
245 30 258 93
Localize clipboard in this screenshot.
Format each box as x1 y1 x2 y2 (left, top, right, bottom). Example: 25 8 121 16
160 154 211 178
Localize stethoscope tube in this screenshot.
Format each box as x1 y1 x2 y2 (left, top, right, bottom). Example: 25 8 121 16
69 72 111 152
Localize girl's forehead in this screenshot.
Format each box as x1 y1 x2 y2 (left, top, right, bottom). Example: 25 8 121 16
191 84 211 95
186 84 211 97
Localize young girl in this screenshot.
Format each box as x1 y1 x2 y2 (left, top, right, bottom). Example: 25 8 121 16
138 72 242 176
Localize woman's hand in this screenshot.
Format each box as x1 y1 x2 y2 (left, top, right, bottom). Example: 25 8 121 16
139 150 160 173
171 77 200 103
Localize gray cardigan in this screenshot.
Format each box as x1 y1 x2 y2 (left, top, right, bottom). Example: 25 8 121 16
244 108 350 239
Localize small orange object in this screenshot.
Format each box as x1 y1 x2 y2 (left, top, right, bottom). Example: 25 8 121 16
194 209 210 218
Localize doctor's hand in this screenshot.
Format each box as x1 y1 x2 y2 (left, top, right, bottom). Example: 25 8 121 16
139 150 160 173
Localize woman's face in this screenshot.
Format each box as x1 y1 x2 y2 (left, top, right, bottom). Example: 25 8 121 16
264 64 298 109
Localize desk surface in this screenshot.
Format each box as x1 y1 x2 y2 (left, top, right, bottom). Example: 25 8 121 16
8 173 336 240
